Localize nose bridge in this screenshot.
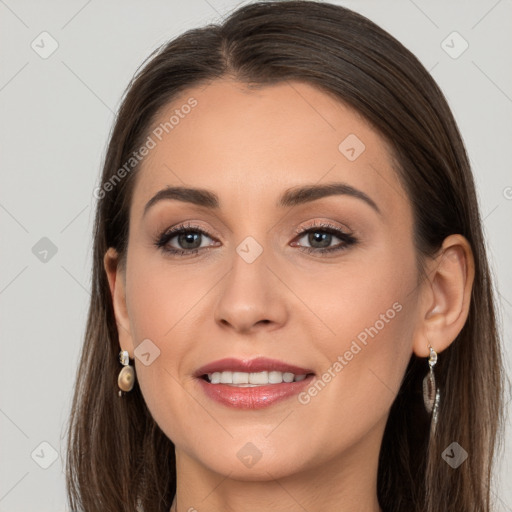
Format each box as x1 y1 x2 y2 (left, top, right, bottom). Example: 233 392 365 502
213 227 287 333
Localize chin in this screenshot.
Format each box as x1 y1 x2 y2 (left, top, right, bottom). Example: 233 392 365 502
180 434 313 481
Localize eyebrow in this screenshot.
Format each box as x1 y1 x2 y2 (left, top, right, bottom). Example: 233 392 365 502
143 182 381 216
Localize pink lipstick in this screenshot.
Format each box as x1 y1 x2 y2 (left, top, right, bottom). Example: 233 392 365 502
195 357 315 409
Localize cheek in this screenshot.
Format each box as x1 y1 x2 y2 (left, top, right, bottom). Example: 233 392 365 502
125 248 225 340
123 251 226 441
293 244 419 418
295 241 417 350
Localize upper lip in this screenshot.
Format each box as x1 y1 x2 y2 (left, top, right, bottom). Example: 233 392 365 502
194 357 315 377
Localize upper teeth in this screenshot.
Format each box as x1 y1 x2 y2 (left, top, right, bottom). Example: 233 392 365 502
207 371 307 386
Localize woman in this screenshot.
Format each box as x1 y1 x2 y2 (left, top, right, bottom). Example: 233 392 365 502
65 1 505 511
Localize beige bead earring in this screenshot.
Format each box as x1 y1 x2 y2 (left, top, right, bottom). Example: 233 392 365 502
118 350 135 397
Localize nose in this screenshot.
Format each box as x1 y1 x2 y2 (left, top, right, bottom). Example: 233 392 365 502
213 244 288 335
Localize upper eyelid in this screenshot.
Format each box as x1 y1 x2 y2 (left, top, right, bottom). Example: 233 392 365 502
295 221 351 235
162 221 351 237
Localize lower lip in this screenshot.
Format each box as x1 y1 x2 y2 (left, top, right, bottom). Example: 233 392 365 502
197 375 315 409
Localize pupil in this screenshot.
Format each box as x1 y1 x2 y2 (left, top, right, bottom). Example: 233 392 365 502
179 232 201 249
309 231 331 248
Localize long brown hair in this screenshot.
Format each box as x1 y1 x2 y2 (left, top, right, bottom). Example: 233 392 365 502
65 1 506 510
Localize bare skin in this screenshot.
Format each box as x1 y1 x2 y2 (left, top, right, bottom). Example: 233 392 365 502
104 80 474 512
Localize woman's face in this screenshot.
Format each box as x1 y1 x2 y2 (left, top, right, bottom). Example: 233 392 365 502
113 79 427 480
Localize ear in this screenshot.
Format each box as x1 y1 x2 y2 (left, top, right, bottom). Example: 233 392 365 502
412 234 475 358
104 247 135 358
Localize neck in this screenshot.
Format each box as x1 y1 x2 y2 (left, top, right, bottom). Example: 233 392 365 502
169 418 385 512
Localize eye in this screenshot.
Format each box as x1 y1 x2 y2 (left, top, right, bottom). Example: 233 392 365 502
291 221 357 255
154 222 219 256
154 220 357 258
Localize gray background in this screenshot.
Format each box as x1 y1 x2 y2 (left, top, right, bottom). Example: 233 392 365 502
0 0 511 510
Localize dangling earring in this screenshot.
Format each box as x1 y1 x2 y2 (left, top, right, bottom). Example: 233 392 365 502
118 350 135 397
422 345 440 433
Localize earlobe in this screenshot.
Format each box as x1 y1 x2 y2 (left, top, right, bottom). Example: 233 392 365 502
413 234 475 358
103 247 135 357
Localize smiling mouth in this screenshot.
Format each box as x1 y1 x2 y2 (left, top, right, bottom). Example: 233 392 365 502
197 365 316 409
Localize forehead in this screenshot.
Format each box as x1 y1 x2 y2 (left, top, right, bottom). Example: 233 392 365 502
131 79 408 219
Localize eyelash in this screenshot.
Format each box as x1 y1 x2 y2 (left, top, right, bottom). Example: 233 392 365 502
154 221 358 257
